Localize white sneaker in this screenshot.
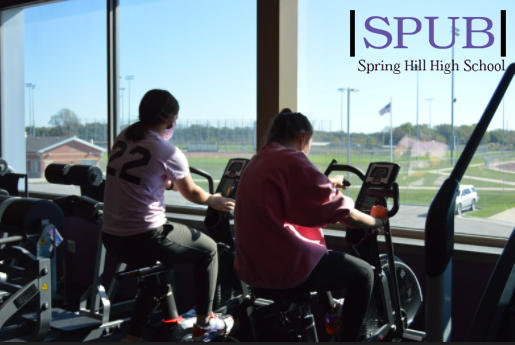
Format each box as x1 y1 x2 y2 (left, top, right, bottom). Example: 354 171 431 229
191 313 234 342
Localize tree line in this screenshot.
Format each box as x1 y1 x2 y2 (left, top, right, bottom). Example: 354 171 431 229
27 108 515 150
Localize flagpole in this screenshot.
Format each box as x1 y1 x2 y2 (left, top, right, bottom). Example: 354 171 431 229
390 97 393 162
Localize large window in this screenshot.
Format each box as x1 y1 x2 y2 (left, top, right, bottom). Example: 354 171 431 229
2 0 512 239
0 0 256 206
298 0 515 238
119 0 256 207
1 0 107 196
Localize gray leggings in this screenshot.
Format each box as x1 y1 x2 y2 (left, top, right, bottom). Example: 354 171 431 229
102 222 218 336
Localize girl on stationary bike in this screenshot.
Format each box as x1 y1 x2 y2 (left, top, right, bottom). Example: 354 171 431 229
233 108 387 342
102 89 235 342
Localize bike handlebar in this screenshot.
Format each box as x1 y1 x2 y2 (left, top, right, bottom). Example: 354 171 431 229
323 159 366 182
366 183 399 218
189 167 214 194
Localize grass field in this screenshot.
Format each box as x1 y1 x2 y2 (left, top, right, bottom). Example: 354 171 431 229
466 191 515 218
101 149 515 221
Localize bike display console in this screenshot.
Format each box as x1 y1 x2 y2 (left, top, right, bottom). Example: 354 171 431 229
216 159 249 199
354 162 400 214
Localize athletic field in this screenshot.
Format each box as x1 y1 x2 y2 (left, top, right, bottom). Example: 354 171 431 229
99 149 515 220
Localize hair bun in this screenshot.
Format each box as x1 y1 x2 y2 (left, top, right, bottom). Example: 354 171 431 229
280 108 293 114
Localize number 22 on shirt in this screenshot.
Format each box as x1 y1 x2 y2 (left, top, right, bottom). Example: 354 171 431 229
107 140 151 185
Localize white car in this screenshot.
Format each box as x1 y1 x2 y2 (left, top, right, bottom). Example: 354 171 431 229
456 185 479 215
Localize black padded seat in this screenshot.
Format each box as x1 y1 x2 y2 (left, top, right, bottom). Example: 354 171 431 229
114 256 173 280
119 257 157 269
251 287 314 304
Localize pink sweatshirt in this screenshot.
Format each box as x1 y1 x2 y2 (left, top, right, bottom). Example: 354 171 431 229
234 142 355 289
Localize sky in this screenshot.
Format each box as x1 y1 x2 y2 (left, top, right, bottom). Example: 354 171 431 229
298 0 515 134
21 0 515 135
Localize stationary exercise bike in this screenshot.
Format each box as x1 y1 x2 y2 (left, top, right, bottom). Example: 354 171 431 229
110 165 243 342
234 160 424 342
324 160 424 342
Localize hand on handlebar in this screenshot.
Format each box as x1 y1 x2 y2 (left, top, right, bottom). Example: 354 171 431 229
207 193 235 212
370 205 388 227
329 175 349 190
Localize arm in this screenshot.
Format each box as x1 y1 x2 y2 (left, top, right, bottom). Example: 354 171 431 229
173 174 235 212
340 209 384 228
165 180 179 191
340 205 388 229
282 157 355 228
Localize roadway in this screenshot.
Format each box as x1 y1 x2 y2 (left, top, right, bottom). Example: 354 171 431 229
391 204 514 238
28 183 515 239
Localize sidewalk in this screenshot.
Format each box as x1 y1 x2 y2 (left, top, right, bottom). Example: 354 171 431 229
426 169 515 186
489 207 515 223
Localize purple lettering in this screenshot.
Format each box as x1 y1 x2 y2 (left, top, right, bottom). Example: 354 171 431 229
426 17 459 49
462 17 494 48
364 16 392 49
393 17 422 48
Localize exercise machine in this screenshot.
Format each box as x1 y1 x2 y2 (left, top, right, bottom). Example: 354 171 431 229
0 159 31 304
21 163 125 341
113 255 198 342
237 160 423 342
206 158 318 342
0 195 65 341
425 62 515 342
203 159 256 340
324 160 423 342
466 226 515 341
0 158 28 198
107 165 240 342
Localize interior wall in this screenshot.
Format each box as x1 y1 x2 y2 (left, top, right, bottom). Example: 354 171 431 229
0 8 25 174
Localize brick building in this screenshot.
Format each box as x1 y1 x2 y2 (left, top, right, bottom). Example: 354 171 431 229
26 136 106 178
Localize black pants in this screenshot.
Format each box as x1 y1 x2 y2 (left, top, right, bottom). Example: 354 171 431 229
287 250 374 342
102 222 218 337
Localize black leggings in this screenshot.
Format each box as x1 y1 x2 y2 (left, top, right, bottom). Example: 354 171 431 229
287 250 374 342
102 222 218 337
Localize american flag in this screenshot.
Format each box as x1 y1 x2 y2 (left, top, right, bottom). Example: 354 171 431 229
379 103 391 116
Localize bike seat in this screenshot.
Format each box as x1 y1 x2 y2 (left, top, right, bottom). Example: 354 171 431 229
251 287 314 304
115 259 174 280
118 256 157 269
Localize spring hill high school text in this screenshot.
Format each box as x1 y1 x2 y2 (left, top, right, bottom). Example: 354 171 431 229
358 59 507 75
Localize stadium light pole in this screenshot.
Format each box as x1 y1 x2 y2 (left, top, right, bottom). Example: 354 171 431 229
120 87 125 127
415 63 419 161
126 75 134 124
338 88 344 150
426 98 435 140
25 83 33 136
451 26 460 165
390 97 393 162
341 87 358 196
31 84 36 136
502 98 505 156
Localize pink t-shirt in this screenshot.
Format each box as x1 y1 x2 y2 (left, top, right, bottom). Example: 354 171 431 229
102 129 189 236
234 142 355 289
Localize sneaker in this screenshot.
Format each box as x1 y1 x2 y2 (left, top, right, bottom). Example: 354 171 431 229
192 313 234 342
325 298 344 335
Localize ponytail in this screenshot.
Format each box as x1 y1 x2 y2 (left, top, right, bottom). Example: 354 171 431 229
124 89 180 142
125 121 148 142
265 108 313 146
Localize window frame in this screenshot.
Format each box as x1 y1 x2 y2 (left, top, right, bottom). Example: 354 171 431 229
0 0 510 250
